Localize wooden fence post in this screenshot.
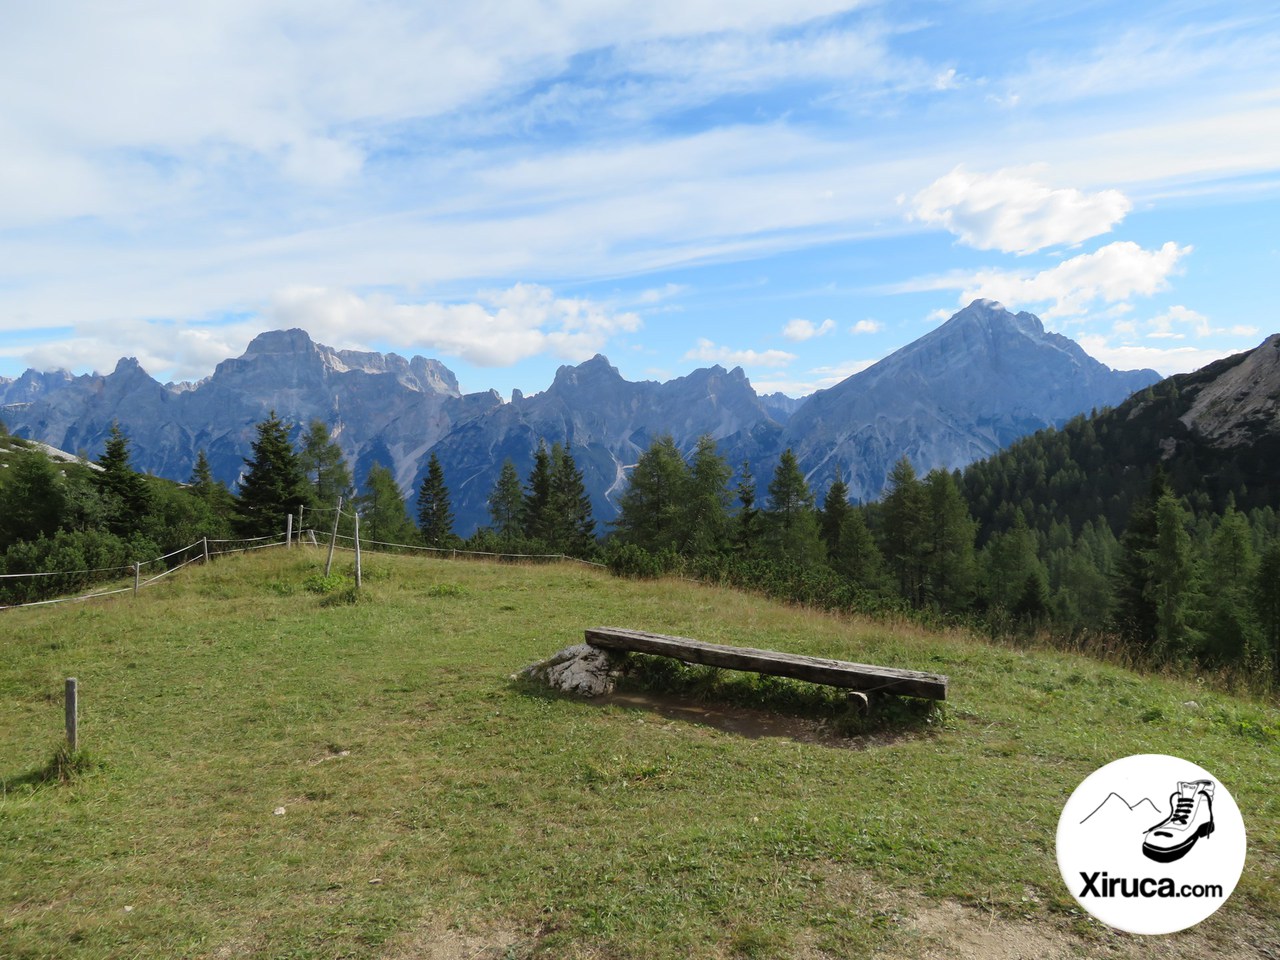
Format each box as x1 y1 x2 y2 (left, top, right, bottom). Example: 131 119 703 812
202 536 210 564
286 513 293 549
65 678 78 751
353 511 362 589
133 562 141 595
325 496 342 577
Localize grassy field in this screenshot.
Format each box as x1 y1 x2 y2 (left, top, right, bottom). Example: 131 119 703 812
2 548 1278 959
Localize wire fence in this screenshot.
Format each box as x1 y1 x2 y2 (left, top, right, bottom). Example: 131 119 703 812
0 513 605 612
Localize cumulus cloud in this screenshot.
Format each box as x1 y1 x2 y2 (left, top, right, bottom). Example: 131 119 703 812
683 338 796 368
1145 304 1258 340
1076 336 1239 378
271 284 641 367
752 358 876 396
910 166 1131 255
851 319 883 334
908 240 1191 318
782 318 835 341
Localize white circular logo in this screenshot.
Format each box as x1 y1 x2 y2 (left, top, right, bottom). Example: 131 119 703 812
1057 754 1246 935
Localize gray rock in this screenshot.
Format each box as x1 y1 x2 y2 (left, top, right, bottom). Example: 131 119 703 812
520 643 621 697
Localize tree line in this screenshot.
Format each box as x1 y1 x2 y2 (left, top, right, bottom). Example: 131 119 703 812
3 413 1278 686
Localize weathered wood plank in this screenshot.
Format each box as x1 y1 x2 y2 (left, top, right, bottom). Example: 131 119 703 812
584 626 948 700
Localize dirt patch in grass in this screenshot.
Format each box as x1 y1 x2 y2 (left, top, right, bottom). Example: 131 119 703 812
597 689 904 749
380 918 541 960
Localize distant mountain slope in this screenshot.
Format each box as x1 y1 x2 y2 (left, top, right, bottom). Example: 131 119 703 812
1 330 500 492
961 334 1280 537
1 301 1168 536
425 355 782 532
762 299 1160 502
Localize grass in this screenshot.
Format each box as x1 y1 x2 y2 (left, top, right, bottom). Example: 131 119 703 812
1 547 1278 958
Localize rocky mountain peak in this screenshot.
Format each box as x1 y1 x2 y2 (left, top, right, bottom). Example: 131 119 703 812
1180 334 1280 446
242 328 318 358
550 354 624 391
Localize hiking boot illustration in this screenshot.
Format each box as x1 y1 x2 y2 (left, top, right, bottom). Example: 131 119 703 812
1143 780 1215 863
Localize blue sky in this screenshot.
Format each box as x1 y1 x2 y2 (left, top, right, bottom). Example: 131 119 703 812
1 1 1277 398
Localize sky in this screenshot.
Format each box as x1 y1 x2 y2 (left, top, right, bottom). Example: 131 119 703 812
1 0 1278 399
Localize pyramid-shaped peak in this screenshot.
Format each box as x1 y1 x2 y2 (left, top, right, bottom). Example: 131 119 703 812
949 299 1045 337
552 354 624 388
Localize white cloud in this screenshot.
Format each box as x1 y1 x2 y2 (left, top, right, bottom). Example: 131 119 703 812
752 358 876 396
683 338 796 368
851 319 883 334
636 283 688 304
904 241 1191 318
1076 335 1241 378
272 284 641 367
782 318 835 341
1144 304 1259 341
909 166 1131 255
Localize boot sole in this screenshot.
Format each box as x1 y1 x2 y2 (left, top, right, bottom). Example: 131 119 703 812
1142 821 1214 863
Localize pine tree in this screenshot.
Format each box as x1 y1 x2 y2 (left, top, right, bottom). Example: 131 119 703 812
819 468 852 557
732 461 764 557
416 453 454 547
488 458 524 540
765 448 824 564
614 435 689 552
234 411 311 538
358 463 416 545
188 449 236 527
521 442 556 544
300 420 352 508
549 443 596 556
683 435 732 556
1254 543 1280 680
921 469 976 611
1148 492 1194 659
1113 471 1171 653
880 456 927 605
95 421 152 533
1196 503 1259 663
0 451 66 549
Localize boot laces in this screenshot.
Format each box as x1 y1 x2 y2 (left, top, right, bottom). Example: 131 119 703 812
1170 795 1195 825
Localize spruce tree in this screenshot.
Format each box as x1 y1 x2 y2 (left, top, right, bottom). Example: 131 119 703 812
819 468 853 556
765 448 824 564
1149 492 1194 659
488 458 524 540
683 435 732 556
416 452 454 547
234 412 311 538
549 443 596 556
921 469 976 611
521 443 555 544
732 461 764 556
1113 471 1170 653
880 456 927 605
95 421 152 533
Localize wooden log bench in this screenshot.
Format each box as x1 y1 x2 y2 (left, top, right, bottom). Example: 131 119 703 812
584 626 948 701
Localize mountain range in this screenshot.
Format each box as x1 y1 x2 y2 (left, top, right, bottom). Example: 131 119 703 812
0 300 1164 534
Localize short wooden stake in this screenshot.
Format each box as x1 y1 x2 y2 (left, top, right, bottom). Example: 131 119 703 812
133 562 141 595
65 678 78 751
202 536 210 563
286 512 293 549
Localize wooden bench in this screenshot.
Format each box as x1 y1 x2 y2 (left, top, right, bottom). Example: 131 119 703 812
584 626 948 701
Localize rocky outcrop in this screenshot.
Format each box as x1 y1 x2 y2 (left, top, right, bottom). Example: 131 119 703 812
518 644 622 697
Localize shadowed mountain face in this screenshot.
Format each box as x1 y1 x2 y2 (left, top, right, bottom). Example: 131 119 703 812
0 301 1165 534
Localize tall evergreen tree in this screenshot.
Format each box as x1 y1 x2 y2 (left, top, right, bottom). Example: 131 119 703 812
979 511 1042 612
1149 492 1195 659
359 463 416 545
880 456 928 605
187 449 236 530
1196 503 1260 663
521 442 556 544
613 435 689 553
488 458 524 540
549 443 596 556
300 420 352 507
765 448 824 564
0 451 66 549
683 435 733 556
95 421 152 533
234 411 311 538
732 461 763 556
818 468 853 557
416 453 455 547
1113 471 1171 652
921 469 976 611
1255 543 1280 679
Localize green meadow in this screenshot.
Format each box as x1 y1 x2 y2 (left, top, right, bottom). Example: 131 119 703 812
2 548 1278 958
